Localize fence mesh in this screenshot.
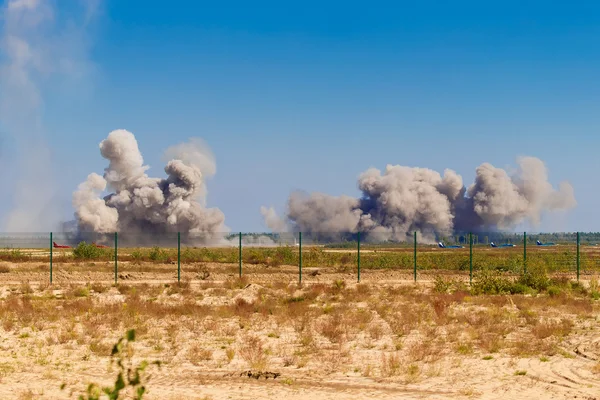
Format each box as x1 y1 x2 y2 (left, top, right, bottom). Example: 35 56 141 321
0 231 599 284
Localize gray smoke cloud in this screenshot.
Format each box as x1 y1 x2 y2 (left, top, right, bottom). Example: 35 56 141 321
262 156 576 242
73 129 227 236
0 0 97 231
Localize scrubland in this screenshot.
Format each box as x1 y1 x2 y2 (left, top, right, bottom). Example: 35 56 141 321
0 261 600 399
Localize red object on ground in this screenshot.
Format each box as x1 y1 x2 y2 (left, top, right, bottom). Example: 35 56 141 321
93 242 109 248
53 242 71 249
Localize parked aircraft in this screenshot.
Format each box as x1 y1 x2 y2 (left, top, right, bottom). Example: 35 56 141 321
438 242 464 249
53 242 71 249
536 240 556 246
490 242 516 248
93 242 109 248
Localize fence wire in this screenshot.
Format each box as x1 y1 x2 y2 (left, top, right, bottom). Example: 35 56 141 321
0 231 598 284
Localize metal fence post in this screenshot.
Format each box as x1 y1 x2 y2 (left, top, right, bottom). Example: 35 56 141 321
239 232 242 278
114 232 118 285
523 232 527 275
577 231 580 281
299 232 302 284
357 231 361 283
413 231 417 282
469 232 473 285
178 232 181 283
49 232 53 284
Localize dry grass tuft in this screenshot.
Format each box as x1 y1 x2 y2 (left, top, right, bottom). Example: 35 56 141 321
531 318 573 339
380 352 402 377
188 344 213 365
238 334 268 370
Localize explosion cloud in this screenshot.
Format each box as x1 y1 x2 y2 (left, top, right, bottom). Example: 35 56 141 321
262 156 576 242
73 129 227 236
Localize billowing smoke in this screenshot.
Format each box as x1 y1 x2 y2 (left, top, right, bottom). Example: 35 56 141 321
262 156 576 242
73 129 227 238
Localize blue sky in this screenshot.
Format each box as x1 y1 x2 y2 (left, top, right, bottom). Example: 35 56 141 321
1 0 599 232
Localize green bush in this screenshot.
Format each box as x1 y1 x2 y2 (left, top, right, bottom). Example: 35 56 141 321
74 287 90 298
471 270 515 295
517 270 550 291
73 242 110 260
547 286 562 297
149 246 168 262
509 283 530 295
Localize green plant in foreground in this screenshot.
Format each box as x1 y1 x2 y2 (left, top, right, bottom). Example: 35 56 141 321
63 329 160 399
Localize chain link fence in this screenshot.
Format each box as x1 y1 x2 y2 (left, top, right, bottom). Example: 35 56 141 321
0 231 599 284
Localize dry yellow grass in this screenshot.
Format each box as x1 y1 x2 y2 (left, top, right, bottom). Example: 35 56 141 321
0 270 599 399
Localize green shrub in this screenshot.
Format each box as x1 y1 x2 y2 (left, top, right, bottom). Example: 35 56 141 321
149 246 168 262
547 286 562 297
569 281 587 295
509 283 530 295
517 270 550 291
471 270 514 295
433 275 453 293
74 287 90 298
73 242 110 260
130 250 144 263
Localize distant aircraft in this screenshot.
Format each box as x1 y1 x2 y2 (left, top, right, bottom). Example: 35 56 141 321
53 242 71 249
490 242 516 248
93 242 109 248
438 242 464 249
536 240 556 246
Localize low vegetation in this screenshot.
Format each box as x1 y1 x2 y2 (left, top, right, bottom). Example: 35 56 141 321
1 243 599 275
0 265 598 398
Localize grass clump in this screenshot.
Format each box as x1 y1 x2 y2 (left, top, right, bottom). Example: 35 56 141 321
514 370 527 376
73 287 90 298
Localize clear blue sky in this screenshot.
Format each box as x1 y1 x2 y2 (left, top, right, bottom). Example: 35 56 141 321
1 0 599 232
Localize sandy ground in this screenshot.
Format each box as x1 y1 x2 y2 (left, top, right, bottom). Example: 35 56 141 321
0 262 599 399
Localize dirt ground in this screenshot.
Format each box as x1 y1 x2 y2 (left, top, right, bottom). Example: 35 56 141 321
0 262 599 399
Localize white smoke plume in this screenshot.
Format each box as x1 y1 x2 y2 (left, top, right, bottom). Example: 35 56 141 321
0 0 97 231
73 129 227 237
260 206 288 232
262 156 576 242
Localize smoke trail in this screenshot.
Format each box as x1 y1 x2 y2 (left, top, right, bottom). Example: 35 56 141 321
0 0 97 231
73 129 227 237
262 156 576 242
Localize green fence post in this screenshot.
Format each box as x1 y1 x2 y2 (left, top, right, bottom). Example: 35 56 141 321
299 232 302 284
413 231 417 282
49 232 53 284
577 231 580 281
469 232 473 285
523 232 527 275
357 231 361 283
114 232 118 285
239 232 242 278
178 232 181 283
